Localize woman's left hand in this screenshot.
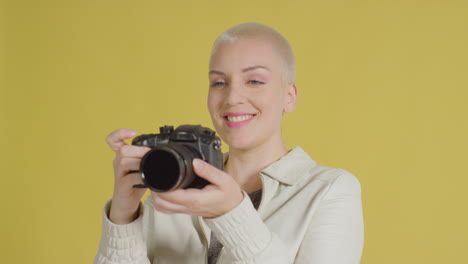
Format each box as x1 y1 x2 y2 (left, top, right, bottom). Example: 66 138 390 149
151 158 244 218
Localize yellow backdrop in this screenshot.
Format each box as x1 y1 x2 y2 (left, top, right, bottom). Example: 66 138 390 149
2 0 467 263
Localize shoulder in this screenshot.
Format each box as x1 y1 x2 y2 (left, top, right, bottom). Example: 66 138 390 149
310 166 362 198
292 146 362 198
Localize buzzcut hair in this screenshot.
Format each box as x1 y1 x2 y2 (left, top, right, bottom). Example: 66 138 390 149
210 22 296 83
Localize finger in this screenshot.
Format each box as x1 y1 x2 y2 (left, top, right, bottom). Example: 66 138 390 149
122 172 145 186
118 145 151 159
156 188 202 205
192 158 228 186
118 157 142 172
152 193 188 213
106 128 137 152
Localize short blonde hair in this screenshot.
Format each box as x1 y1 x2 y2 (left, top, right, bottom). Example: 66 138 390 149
210 22 296 83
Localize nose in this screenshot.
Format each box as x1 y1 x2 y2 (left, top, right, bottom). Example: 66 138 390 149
224 81 245 106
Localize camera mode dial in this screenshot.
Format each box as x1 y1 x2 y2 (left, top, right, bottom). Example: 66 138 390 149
202 129 215 136
160 125 174 134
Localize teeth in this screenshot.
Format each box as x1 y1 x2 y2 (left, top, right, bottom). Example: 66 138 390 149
227 115 253 122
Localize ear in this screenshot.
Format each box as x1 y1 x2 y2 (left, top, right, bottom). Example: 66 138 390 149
283 82 298 113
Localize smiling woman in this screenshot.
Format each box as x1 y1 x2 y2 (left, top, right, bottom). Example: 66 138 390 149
94 22 364 264
208 36 296 155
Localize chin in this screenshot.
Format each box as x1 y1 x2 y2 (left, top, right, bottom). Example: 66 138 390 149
223 134 258 151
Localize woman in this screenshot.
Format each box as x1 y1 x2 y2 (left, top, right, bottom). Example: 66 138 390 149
95 22 364 264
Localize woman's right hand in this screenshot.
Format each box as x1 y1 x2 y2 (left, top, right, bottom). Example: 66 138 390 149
106 128 151 224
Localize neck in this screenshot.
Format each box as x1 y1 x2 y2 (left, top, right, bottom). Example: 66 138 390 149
225 135 288 193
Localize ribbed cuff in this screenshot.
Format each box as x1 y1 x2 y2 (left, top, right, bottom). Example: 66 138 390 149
97 200 147 262
204 192 271 260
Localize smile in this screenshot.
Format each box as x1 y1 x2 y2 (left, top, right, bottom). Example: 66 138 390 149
223 113 256 128
226 115 254 122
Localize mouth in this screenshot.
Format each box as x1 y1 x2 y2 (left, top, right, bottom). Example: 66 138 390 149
225 114 255 122
223 113 256 128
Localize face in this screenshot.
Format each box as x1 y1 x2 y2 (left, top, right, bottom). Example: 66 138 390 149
208 38 297 151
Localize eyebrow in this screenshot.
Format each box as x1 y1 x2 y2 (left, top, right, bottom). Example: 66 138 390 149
209 65 271 76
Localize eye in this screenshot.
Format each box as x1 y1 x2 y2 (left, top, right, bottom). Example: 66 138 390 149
248 80 264 85
211 81 226 88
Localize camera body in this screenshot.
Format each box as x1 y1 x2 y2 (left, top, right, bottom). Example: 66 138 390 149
132 125 223 192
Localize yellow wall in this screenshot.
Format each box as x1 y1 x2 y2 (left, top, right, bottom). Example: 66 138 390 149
2 0 467 263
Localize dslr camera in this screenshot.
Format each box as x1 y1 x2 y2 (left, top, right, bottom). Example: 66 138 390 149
131 125 223 192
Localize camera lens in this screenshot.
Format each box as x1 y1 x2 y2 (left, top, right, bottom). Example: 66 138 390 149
140 145 201 192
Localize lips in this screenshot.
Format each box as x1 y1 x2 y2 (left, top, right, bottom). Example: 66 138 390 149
223 112 256 128
226 115 254 122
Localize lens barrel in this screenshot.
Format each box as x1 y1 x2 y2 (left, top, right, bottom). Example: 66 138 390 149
140 144 201 192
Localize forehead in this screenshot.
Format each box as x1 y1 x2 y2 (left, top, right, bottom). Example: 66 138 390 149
210 38 283 72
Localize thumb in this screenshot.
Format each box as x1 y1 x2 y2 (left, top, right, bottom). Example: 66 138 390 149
192 158 226 186
106 128 137 152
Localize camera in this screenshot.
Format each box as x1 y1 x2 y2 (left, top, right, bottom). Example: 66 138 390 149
131 125 223 192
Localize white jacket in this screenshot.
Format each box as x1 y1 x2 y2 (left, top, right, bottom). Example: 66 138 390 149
94 147 364 264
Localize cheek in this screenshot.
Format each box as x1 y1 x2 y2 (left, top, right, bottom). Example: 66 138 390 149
259 90 286 121
262 89 285 109
207 92 220 116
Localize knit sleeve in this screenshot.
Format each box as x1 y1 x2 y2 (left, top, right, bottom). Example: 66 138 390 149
203 191 292 264
93 200 150 264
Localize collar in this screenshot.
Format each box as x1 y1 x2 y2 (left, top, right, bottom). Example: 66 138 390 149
222 146 316 186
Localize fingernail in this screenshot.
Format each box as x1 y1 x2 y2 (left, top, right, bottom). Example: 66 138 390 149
193 158 204 170
129 130 137 136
